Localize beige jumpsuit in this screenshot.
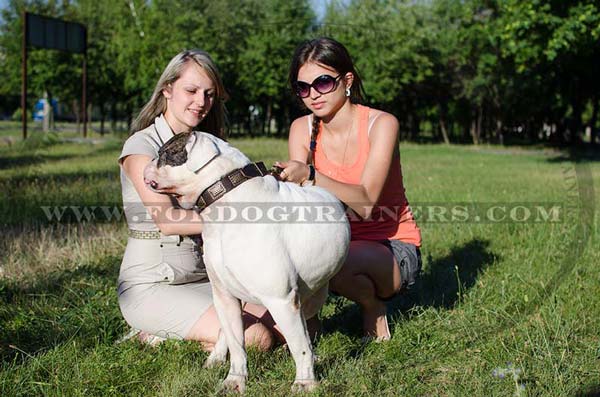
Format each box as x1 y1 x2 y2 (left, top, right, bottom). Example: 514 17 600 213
117 114 212 339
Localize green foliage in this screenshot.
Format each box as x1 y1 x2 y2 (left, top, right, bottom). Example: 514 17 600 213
1 0 599 143
11 107 31 121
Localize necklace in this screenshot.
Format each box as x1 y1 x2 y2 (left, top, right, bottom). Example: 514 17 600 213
322 107 356 170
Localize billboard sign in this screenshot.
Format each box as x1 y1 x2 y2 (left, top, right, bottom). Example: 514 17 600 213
26 13 86 54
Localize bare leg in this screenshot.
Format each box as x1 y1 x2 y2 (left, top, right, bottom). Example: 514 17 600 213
186 304 274 352
242 302 322 343
328 240 402 340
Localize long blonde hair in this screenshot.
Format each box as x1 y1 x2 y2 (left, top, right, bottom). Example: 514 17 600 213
131 49 228 138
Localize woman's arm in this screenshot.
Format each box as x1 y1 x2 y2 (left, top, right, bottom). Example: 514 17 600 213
122 154 203 236
279 113 400 219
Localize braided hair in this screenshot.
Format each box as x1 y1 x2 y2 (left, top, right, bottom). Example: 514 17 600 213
308 114 320 165
289 37 366 165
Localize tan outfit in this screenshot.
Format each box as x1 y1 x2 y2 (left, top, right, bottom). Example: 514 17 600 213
117 115 212 339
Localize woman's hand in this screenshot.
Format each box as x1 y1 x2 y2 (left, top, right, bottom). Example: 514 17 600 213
274 160 310 184
122 154 204 235
285 111 401 219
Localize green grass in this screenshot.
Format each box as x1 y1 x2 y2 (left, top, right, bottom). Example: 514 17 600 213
1 129 599 396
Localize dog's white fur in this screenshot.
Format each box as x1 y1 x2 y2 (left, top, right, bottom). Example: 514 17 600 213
144 132 350 393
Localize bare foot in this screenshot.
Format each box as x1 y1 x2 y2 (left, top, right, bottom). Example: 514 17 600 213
361 300 391 341
138 331 167 346
199 341 215 352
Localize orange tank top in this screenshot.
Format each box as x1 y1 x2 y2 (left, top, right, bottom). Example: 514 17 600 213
312 104 421 247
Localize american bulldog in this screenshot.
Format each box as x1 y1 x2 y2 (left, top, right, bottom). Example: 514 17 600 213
144 131 350 393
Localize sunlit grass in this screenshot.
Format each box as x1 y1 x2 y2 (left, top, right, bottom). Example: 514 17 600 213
0 131 599 396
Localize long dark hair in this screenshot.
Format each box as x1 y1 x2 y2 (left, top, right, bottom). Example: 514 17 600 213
288 37 366 165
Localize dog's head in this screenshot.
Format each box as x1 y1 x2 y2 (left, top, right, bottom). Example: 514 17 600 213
144 131 233 209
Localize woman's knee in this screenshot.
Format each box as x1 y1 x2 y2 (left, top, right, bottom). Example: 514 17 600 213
244 321 274 351
186 309 274 351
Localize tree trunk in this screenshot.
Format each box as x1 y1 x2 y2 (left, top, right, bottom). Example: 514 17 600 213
571 99 583 145
438 103 450 144
495 119 504 145
246 111 252 137
265 100 272 135
439 115 450 145
590 95 598 145
99 103 106 136
126 103 133 132
259 104 265 136
411 113 420 141
73 99 80 134
470 107 482 145
477 108 483 144
87 102 92 135
110 101 117 133
42 91 50 133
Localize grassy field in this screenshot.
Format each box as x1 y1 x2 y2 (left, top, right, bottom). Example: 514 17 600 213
0 128 599 396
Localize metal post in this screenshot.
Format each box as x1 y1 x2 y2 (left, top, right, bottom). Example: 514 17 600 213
21 12 28 140
82 55 87 138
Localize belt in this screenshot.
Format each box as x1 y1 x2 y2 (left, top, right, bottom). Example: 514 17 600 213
127 230 203 251
128 229 161 239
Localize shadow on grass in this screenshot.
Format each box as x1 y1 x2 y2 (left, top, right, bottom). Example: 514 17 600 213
0 153 83 170
0 256 123 364
576 385 600 397
0 137 122 171
409 238 498 309
322 239 498 340
0 168 121 226
0 154 44 170
546 144 600 163
2 169 119 187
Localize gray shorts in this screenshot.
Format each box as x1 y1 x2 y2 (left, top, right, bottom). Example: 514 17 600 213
381 239 422 292
117 235 213 340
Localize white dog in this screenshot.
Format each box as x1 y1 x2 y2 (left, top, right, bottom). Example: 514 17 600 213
144 131 350 393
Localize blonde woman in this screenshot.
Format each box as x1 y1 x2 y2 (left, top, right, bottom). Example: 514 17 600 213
118 50 274 350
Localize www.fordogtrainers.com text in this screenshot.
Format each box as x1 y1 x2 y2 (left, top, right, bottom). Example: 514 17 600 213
39 202 564 224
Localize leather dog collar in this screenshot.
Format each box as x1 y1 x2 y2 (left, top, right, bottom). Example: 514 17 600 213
194 162 270 212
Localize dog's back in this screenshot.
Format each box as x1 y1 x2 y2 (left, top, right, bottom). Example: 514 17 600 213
200 173 350 304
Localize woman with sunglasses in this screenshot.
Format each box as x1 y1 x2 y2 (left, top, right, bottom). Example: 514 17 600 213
118 49 276 350
275 37 422 341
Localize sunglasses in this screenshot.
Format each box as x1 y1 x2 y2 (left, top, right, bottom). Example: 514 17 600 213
294 74 343 98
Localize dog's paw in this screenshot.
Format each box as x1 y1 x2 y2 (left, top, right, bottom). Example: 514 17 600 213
220 374 246 394
292 379 318 393
204 350 227 369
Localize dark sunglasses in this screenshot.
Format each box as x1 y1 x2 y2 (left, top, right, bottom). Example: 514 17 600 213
294 74 342 98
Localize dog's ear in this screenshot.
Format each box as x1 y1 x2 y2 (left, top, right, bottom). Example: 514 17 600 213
185 131 221 172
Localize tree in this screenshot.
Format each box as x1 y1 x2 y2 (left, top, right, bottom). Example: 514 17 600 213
499 0 600 144
236 0 315 135
0 0 81 124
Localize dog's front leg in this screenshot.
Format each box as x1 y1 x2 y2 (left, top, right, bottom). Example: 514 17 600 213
203 329 228 368
263 291 317 392
209 279 247 393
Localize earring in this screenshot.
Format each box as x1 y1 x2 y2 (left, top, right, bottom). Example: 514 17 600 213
345 88 351 97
